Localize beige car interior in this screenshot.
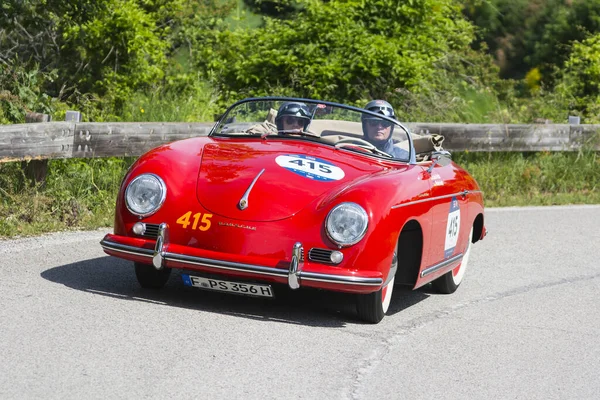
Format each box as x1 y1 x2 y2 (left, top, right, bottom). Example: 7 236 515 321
249 109 445 162
309 119 445 162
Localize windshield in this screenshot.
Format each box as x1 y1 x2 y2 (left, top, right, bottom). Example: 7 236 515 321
211 98 412 162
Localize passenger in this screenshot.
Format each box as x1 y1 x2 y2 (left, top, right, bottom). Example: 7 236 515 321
275 102 312 134
361 100 409 159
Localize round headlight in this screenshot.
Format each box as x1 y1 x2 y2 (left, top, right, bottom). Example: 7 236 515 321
326 202 369 246
125 174 166 217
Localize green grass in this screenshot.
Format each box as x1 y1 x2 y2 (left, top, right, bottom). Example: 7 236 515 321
0 158 134 237
120 82 221 123
455 149 600 206
1 150 598 239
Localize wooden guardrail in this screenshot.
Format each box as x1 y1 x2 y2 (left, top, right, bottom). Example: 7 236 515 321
1 121 599 162
0 122 213 163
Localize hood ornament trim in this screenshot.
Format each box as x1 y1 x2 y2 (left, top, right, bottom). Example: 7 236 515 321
239 168 265 210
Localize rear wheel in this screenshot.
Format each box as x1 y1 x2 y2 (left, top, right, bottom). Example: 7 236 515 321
432 227 473 294
356 250 397 324
134 262 171 289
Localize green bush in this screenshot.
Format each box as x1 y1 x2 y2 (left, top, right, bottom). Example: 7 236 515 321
0 0 190 113
0 61 57 123
463 0 600 84
554 34 600 122
189 0 474 104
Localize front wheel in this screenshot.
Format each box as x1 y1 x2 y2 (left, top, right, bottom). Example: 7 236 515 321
134 262 171 289
356 276 395 324
432 227 473 294
356 249 397 323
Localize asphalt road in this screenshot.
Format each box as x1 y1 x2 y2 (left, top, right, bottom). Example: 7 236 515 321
1 205 599 399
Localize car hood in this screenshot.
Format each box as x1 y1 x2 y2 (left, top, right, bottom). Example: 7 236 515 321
196 141 384 222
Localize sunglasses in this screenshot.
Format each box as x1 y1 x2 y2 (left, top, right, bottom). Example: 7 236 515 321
282 116 304 125
365 119 393 128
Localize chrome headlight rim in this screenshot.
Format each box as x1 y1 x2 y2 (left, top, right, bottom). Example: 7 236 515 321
325 202 369 247
125 173 167 218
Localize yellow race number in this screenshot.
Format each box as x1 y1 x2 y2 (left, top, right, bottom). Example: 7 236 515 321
176 211 213 231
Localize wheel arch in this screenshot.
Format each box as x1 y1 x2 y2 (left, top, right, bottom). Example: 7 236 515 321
395 219 423 287
472 213 484 244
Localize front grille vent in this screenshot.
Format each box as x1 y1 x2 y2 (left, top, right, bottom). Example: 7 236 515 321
308 248 334 264
142 223 160 238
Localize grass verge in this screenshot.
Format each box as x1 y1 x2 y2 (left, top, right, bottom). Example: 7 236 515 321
0 151 598 239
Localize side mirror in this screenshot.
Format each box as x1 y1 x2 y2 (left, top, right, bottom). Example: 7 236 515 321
427 150 452 173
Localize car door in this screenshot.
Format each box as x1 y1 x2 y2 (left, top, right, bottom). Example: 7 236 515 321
416 159 471 285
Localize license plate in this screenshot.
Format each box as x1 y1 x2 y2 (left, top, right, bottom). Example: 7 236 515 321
182 274 274 298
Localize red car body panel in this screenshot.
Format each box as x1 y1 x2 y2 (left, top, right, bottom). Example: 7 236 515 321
196 140 384 222
413 162 483 288
103 134 484 294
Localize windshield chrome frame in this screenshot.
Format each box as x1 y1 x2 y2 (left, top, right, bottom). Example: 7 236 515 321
209 96 416 164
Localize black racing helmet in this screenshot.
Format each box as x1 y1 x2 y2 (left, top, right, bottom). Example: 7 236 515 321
275 102 312 132
361 99 396 134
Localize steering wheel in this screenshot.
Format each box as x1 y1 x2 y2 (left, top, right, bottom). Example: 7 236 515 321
334 138 393 158
280 129 320 138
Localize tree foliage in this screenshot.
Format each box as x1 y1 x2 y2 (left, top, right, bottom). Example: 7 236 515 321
242 0 301 19
2 0 600 124
554 34 600 121
464 0 600 84
0 60 56 123
0 0 238 116
189 0 475 104
0 1 185 107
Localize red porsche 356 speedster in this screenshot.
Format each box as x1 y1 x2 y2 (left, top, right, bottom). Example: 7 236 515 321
101 97 486 323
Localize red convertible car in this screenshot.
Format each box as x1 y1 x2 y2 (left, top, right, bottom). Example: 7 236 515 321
101 97 486 323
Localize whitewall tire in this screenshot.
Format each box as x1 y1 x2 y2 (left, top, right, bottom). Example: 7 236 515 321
433 227 473 294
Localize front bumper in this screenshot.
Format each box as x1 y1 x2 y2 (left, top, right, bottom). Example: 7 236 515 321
100 224 383 294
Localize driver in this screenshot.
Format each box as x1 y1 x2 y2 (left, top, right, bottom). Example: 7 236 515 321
361 100 409 159
275 102 312 134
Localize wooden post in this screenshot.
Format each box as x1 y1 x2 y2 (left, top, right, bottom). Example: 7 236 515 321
65 110 81 122
21 112 51 185
25 112 51 123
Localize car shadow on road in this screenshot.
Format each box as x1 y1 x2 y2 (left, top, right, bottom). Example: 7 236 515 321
41 256 430 327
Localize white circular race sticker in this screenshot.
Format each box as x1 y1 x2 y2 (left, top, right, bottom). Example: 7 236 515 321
444 197 461 258
276 154 345 182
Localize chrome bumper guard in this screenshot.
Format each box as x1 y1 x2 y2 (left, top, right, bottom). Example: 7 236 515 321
152 223 168 270
100 224 383 290
288 242 303 290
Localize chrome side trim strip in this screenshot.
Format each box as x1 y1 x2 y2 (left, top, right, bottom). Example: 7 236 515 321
420 253 463 278
391 190 482 210
101 238 382 287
